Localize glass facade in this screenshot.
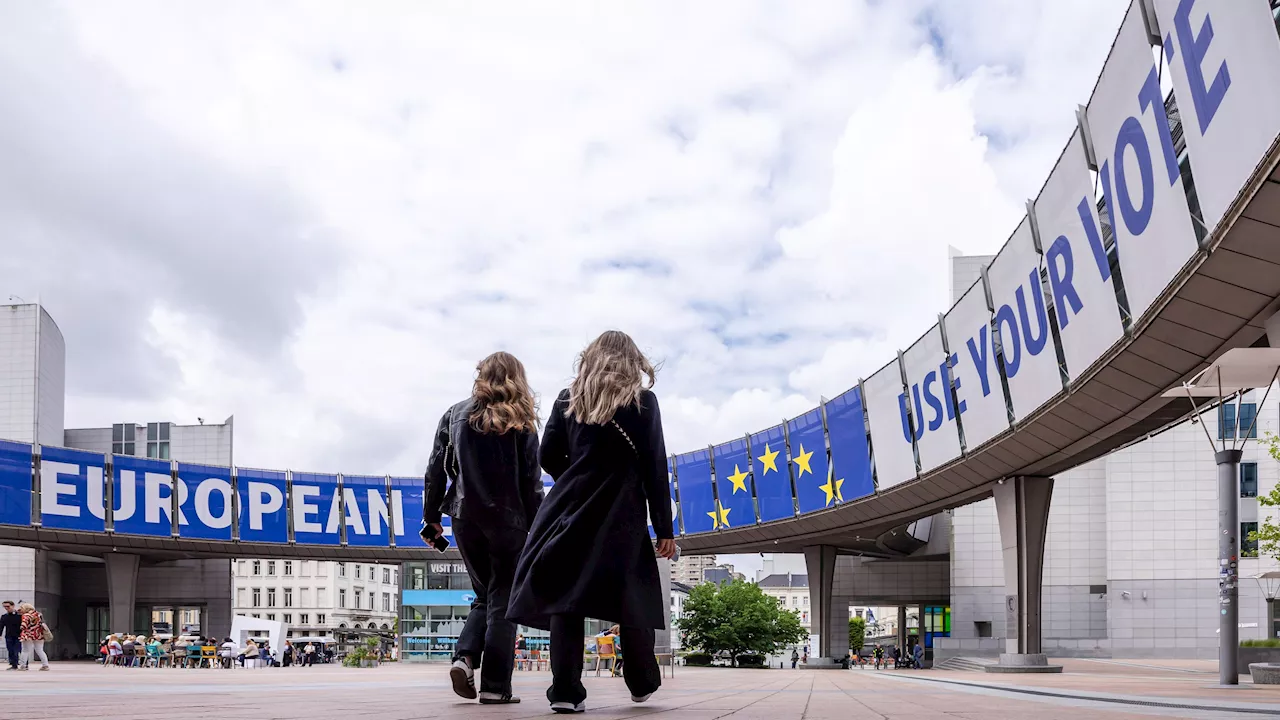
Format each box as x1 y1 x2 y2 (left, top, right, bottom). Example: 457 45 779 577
399 560 550 662
920 606 951 649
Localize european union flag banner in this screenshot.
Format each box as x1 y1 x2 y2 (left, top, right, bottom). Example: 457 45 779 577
669 459 681 536
674 450 715 534
788 409 833 514
291 472 341 546
713 438 755 528
0 441 31 527
343 474 390 547
112 455 175 538
39 446 106 533
824 389 874 505
236 468 287 544
390 475 453 548
750 424 794 522
177 462 233 541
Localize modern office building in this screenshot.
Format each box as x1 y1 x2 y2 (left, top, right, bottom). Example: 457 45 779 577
671 554 718 585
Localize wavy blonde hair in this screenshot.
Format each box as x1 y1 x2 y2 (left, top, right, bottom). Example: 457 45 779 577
566 331 656 425
470 351 539 434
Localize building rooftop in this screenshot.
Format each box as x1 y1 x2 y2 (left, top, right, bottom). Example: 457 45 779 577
757 573 808 589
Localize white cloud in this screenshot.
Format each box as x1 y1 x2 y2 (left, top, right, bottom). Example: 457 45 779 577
1 0 1132 477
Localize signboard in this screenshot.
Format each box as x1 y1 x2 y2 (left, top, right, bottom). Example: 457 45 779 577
750 424 795 521
712 438 755 527
1032 129 1127 381
236 468 288 544
985 217 1064 421
823 388 874 505
901 324 963 473
290 472 341 546
788 408 832 514
1086 0 1199 325
0 441 31 527
176 462 233 541
674 450 715 534
943 279 1011 450
110 455 175 538
1155 0 1280 231
342 474 391 547
38 446 106 533
862 359 916 490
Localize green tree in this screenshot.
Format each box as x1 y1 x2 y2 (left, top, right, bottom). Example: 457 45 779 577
677 579 807 666
1250 432 1280 561
848 616 866 653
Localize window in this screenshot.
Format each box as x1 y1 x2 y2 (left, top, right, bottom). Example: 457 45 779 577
284 561 293 576
266 613 275 621
317 587 326 606
802 596 808 606
267 588 277 607
236 588 246 607
353 590 361 608
975 621 993 638
338 563 347 578
145 422 171 459
383 568 391 584
252 588 261 607
252 613 260 619
253 560 261 576
369 565 375 580
356 565 362 580
300 613 310 625
1241 463 1259 498
112 423 136 456
237 560 245 576
338 589 346 608
267 560 276 576
299 560 309 576
1243 522 1260 557
1220 403 1259 440
317 614 326 625
382 592 390 612
283 613 292 624
284 588 293 608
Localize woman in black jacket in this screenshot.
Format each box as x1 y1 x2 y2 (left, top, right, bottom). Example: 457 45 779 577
424 351 543 704
508 331 676 713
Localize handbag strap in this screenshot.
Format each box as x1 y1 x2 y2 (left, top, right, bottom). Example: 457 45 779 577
611 419 637 456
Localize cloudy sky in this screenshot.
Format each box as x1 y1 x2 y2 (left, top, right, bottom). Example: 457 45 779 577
2 1 1129 559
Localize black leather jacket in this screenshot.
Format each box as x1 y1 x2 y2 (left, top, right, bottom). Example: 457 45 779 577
423 399 543 531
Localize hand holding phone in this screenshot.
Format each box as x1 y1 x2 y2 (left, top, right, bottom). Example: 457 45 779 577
419 523 451 552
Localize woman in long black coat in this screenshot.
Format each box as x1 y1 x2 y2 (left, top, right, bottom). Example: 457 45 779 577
507 330 676 713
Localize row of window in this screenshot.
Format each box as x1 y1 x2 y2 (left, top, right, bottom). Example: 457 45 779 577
246 613 326 625
1243 522 1260 558
241 586 396 613
239 560 396 585
1219 404 1260 440
111 422 172 458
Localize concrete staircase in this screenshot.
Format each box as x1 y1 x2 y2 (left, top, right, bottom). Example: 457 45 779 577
932 656 993 673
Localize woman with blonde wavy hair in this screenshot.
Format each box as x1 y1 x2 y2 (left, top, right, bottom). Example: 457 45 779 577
425 351 544 705
509 331 675 713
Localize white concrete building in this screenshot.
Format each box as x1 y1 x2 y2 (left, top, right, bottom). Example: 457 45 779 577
758 572 810 631
231 558 399 637
670 554 718 585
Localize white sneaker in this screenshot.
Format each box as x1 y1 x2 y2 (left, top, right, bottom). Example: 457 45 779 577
551 701 586 713
631 693 652 703
449 659 476 699
479 692 520 704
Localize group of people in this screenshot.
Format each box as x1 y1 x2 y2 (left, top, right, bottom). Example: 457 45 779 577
861 643 924 670
1 600 50 671
424 331 675 713
99 634 327 668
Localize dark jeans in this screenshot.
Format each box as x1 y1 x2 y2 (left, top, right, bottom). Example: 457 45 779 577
548 616 660 705
5 636 18 668
453 517 525 696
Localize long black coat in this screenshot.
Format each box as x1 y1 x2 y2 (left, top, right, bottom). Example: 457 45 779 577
507 388 673 630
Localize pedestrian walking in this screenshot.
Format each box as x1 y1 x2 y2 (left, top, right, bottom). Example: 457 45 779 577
425 351 544 705
16 602 49 671
790 648 799 669
1 601 20 670
508 331 676 714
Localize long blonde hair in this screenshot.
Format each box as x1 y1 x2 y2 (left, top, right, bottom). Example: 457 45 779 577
469 352 539 434
566 331 656 425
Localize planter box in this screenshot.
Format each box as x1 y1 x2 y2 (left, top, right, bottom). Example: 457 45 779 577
1249 663 1280 685
1239 647 1280 668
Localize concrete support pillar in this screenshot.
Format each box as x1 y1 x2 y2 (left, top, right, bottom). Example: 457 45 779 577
990 476 1061 673
656 557 672 654
104 553 139 635
803 545 837 660
897 606 907 652
826 600 850 660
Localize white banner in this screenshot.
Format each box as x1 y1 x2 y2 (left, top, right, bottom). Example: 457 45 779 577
1155 0 1280 232
1032 129 1127 382
862 358 916 490
985 217 1064 422
943 277 1011 451
1085 1 1199 324
900 324 962 473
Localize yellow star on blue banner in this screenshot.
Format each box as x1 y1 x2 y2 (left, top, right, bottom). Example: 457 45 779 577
794 444 814 476
726 465 749 494
707 500 731 529
758 444 780 474
819 464 844 506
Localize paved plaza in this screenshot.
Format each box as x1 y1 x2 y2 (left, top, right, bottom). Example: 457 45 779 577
2 661 1278 720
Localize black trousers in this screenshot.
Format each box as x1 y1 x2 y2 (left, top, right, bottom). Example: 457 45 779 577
453 517 526 695
548 616 660 705
5 636 19 668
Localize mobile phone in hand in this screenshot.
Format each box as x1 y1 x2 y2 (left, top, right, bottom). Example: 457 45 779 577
419 524 451 552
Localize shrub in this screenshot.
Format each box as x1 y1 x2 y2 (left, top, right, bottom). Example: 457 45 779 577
1241 638 1280 648
684 652 712 666
735 654 766 668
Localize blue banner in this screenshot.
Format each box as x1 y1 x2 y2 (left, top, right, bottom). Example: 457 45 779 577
788 409 833 514
402 589 477 607
674 450 715 534
669 459 681 536
176 463 233 541
38 446 106 532
825 389 875 505
112 455 175 537
713 438 755 528
0 441 31 527
236 468 288 544
292 472 341 546
750 425 794 522
390 475 455 547
344 474 390 547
